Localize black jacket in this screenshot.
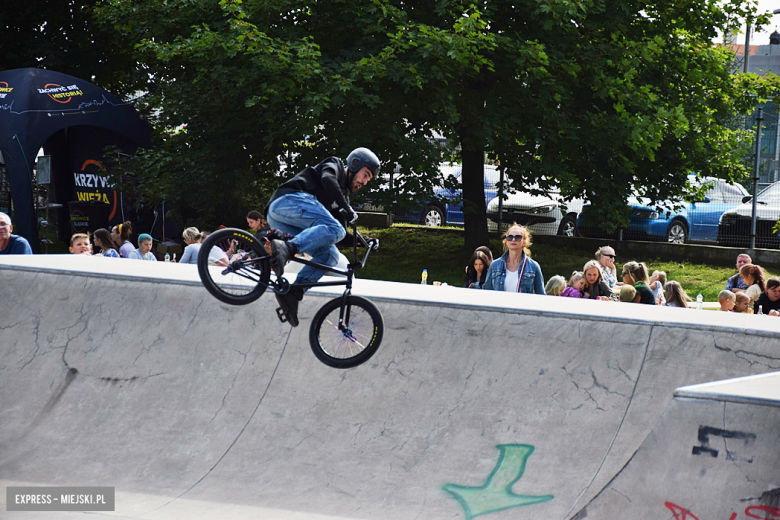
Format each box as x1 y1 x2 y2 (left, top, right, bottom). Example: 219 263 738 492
754 292 780 314
265 157 358 246
265 157 351 222
588 280 614 300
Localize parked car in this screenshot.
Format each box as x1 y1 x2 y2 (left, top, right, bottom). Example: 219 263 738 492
717 181 780 249
390 164 501 226
577 176 748 243
485 189 586 237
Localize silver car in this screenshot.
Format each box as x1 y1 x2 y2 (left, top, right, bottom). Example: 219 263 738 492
486 189 586 236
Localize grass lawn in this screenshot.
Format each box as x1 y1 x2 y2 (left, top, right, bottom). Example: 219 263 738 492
346 225 780 302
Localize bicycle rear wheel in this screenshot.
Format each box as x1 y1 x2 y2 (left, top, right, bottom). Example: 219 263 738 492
197 228 271 305
309 295 384 369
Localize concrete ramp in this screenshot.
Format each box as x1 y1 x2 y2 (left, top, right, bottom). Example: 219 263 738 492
1 256 779 520
572 372 780 520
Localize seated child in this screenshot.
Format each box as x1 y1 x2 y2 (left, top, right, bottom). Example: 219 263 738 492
128 233 158 261
619 285 637 303
561 271 588 298
649 270 667 305
664 280 692 308
545 275 566 296
733 293 751 313
718 290 736 311
69 233 92 255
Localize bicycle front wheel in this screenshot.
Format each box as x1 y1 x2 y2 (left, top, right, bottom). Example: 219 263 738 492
197 228 271 305
309 295 384 369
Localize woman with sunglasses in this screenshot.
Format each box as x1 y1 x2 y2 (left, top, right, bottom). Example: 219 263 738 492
595 246 618 290
482 224 545 295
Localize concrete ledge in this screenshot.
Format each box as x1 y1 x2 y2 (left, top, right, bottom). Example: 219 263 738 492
357 211 393 228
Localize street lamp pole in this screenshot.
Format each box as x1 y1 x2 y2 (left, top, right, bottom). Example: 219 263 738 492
750 108 763 250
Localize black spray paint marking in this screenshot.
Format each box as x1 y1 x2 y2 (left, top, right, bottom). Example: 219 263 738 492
692 426 757 463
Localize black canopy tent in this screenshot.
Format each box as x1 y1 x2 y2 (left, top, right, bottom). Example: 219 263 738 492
0 68 151 252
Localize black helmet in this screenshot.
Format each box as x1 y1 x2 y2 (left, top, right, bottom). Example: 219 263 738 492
346 147 380 178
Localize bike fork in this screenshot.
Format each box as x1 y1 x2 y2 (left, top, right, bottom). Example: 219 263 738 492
337 267 355 336
337 289 352 334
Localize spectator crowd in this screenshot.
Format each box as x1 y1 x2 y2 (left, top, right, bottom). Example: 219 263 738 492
463 223 780 316
2 211 779 316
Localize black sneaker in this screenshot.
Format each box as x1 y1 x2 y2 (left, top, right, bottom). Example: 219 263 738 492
270 239 296 279
275 286 304 327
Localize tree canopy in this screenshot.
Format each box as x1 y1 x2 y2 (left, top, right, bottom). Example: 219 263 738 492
92 0 779 247
1 0 141 97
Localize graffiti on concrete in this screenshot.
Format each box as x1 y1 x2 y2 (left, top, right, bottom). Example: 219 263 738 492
665 501 780 520
443 444 553 520
691 426 757 463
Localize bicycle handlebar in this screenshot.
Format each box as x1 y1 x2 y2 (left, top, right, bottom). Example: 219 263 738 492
349 216 379 270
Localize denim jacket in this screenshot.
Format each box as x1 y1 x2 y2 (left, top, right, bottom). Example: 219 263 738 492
483 252 545 295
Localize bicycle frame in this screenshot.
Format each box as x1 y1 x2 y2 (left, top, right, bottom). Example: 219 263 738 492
268 221 377 333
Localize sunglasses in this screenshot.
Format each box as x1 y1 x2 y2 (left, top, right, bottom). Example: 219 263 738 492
505 234 524 242
603 254 616 259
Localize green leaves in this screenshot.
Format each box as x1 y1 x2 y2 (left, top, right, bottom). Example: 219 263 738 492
90 0 780 239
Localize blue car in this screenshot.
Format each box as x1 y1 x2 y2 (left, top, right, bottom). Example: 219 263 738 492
578 177 749 243
390 164 501 226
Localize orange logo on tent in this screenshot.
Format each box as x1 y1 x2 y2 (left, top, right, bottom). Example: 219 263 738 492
79 159 119 220
44 83 72 104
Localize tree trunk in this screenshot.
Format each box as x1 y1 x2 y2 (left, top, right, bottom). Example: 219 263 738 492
459 139 490 252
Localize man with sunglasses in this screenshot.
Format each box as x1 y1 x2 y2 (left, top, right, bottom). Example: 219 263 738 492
595 246 618 290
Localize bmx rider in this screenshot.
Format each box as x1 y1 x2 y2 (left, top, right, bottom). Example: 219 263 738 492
264 147 380 327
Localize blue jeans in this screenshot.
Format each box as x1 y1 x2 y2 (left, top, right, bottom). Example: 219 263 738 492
266 192 346 287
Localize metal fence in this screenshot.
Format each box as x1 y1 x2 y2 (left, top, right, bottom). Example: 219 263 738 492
707 102 780 249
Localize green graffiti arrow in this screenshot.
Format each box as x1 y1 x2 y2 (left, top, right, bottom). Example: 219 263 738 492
443 444 554 520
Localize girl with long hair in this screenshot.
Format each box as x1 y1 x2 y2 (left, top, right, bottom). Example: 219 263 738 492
94 228 120 258
740 264 767 308
464 251 491 289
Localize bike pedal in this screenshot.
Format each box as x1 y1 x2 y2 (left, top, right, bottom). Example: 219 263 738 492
275 307 289 323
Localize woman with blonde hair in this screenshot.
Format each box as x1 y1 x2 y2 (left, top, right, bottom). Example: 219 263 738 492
483 224 545 294
621 261 655 304
583 259 615 300
179 227 204 264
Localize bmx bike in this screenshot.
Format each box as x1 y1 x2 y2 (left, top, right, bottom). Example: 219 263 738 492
196 220 384 369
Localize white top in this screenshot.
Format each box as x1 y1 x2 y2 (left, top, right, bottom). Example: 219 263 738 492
504 269 519 293
128 250 157 261
180 243 202 264
745 284 762 305
650 282 666 305
207 246 229 266
180 243 228 265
